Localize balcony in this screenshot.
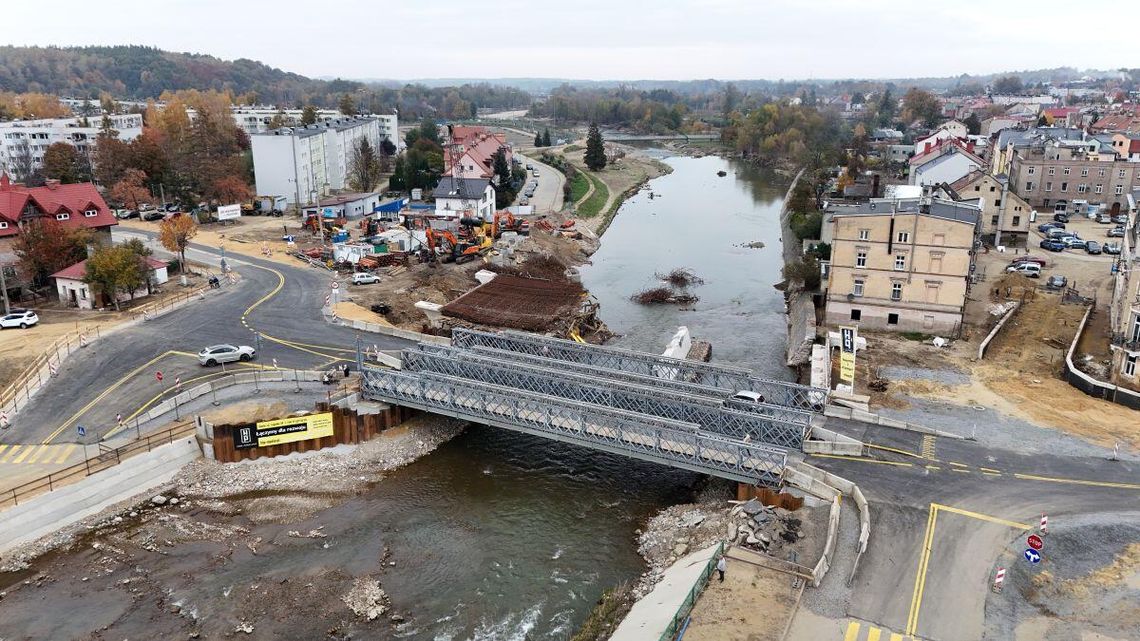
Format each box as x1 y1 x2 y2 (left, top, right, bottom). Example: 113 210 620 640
1110 333 1140 352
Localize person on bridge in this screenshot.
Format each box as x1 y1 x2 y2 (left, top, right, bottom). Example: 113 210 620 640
716 555 727 582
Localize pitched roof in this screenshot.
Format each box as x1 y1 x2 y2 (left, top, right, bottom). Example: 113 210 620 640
52 255 166 281
432 176 491 200
0 174 116 237
910 138 984 168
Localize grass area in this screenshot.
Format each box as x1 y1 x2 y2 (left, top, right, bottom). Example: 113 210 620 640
569 583 633 641
569 171 591 203
900 332 932 342
564 144 583 153
577 172 610 218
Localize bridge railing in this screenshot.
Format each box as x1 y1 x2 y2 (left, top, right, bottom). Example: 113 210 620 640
402 346 806 449
360 367 786 485
451 329 827 411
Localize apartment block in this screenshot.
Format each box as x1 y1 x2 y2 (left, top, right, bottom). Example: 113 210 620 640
0 114 143 176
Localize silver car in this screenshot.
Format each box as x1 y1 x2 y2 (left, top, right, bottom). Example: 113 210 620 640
198 344 256 366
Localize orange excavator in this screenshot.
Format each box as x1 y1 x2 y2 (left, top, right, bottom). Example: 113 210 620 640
425 227 484 264
489 211 530 239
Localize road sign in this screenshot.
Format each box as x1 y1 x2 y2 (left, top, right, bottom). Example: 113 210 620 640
155 371 164 382
331 280 340 290
992 567 1005 593
839 326 857 385
77 425 86 437
1024 548 1041 564
1027 534 1043 550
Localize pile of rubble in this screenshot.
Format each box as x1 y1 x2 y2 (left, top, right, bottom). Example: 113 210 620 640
727 498 804 555
633 502 731 598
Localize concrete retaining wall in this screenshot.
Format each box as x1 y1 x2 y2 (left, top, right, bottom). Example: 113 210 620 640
824 403 964 439
0 437 202 554
803 426 865 456
137 370 329 424
977 302 1020 359
784 462 870 588
332 317 451 345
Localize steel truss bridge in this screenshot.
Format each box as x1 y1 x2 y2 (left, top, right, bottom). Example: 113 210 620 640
360 330 827 486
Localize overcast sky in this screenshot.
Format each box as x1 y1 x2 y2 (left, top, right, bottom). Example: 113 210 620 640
4 0 1138 81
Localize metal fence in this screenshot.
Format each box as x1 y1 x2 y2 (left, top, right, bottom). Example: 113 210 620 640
0 325 103 416
451 328 827 411
360 367 786 485
402 346 807 449
658 541 725 641
0 421 194 509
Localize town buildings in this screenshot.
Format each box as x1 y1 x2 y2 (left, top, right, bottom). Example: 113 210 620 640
909 139 985 187
1008 141 1139 214
0 114 143 177
823 194 981 334
431 176 495 221
444 125 512 181
302 191 383 221
51 255 168 309
1108 191 1140 389
949 170 1032 245
250 115 396 206
231 107 398 141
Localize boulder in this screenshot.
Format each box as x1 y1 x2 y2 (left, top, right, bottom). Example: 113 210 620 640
151 495 168 506
726 524 738 542
672 543 689 557
169 498 180 506
745 534 759 545
681 513 705 528
742 499 763 516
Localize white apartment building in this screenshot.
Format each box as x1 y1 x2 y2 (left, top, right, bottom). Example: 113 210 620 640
0 114 143 176
250 116 390 206
231 107 398 142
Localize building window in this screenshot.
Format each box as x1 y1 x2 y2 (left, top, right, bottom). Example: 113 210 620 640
1047 167 1055 176
857 228 869 240
887 313 899 325
894 254 906 270
56 213 70 221
991 214 999 226
1012 215 1020 226
1081 168 1089 177
1027 167 1035 175
1077 184 1087 193
1095 184 1104 194
1120 169 1128 179
1125 354 1137 378
995 199 1002 206
856 251 867 268
1025 181 1034 191
850 309 861 321
891 283 903 301
853 279 864 297
83 209 98 217
0 222 7 229
1044 198 1051 207
1116 185 1125 196
1099 168 1107 177
988 186 995 192
1063 168 1070 175
1060 182 1068 192
897 231 910 243
974 185 980 191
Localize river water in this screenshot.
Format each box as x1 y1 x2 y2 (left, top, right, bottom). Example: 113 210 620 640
581 154 792 380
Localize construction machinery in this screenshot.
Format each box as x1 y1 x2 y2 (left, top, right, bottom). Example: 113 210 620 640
425 227 485 264
488 211 530 239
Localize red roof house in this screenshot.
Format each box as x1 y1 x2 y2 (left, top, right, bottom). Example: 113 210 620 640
0 173 117 240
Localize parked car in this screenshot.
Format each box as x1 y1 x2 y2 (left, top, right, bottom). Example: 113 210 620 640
1009 255 1048 267
351 272 380 285
1097 214 1113 224
1046 275 1068 290
525 164 534 170
727 390 766 405
143 209 165 221
113 209 137 219
532 170 540 177
1040 238 1066 252
1086 241 1102 254
519 198 529 206
1038 223 1059 233
164 202 181 212
197 344 256 366
1053 213 1070 223
0 310 38 329
1048 228 1077 240
1062 236 1087 249
1112 214 1129 225
1108 227 1126 237
1105 242 1122 255
1006 262 1042 278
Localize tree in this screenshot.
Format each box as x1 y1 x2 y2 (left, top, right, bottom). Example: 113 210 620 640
84 244 148 311
13 219 92 288
876 88 895 127
902 88 943 128
110 169 152 210
542 128 551 146
389 156 407 191
10 140 43 187
380 138 397 156
42 143 89 184
92 129 129 187
963 113 982 136
339 94 356 116
300 105 318 126
992 75 1024 95
584 123 606 171
723 83 741 117
347 137 382 191
159 214 198 271
268 109 287 130
534 131 543 147
208 176 253 204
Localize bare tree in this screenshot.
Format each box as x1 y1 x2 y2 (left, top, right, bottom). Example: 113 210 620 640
348 138 381 192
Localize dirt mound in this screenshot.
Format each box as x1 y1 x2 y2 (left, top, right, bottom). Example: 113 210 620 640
441 274 585 331
486 254 569 281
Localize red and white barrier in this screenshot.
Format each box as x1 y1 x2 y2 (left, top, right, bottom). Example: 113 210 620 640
992 567 1005 593
116 413 123 427
0 411 9 429
50 362 58 377
1040 514 1048 536
79 333 88 348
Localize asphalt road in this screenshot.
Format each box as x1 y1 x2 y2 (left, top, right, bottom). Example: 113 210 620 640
0 230 412 448
811 418 1140 640
514 152 565 214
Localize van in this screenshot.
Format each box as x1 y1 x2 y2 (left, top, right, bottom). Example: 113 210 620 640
1005 262 1041 278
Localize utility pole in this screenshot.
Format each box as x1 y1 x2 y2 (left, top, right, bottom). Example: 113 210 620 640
0 261 10 315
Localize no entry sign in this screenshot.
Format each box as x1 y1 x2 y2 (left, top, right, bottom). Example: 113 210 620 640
1027 534 1043 551
155 371 164 382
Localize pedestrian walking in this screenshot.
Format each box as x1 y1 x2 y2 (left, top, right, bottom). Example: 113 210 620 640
716 555 726 582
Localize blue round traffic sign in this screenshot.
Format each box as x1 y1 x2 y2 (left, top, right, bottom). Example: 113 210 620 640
1024 548 1041 564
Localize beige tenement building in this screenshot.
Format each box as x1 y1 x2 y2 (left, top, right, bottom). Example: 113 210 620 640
824 197 981 334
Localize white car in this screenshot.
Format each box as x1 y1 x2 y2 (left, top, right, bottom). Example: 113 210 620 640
0 310 38 329
352 272 380 285
197 344 256 366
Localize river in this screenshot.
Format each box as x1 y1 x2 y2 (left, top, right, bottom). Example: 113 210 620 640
581 154 793 380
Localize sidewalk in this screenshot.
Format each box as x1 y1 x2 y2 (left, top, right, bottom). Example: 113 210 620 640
610 543 719 641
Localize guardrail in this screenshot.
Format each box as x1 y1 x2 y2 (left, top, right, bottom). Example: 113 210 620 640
658 541 725 641
128 284 211 321
360 366 786 485
0 325 103 417
0 421 195 510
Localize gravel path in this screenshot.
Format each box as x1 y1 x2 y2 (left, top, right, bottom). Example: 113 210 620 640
799 496 859 619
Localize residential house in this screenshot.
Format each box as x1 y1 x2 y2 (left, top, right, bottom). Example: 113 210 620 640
250 116 392 206
302 191 382 221
938 119 968 139
981 116 1021 137
431 176 495 221
1042 107 1081 127
1091 109 1140 134
909 139 985 187
1009 141 1139 214
0 175 117 300
948 170 1032 245
51 255 168 310
991 127 1087 175
823 194 981 334
870 128 904 142
0 114 143 177
913 129 956 157
444 125 512 182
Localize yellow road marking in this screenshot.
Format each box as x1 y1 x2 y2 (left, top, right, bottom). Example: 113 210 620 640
952 468 970 473
843 622 860 641
982 471 1001 477
920 435 936 460
1012 473 1140 491
865 443 925 459
889 635 902 641
867 627 882 641
25 444 50 464
0 444 8 457
169 350 199 358
0 444 22 463
12 444 37 463
980 467 1001 473
947 461 968 468
906 503 1031 635
105 370 233 439
809 453 914 467
54 444 77 464
925 465 941 471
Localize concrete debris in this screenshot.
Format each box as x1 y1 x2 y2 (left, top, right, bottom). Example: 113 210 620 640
235 621 254 634
742 499 763 515
151 495 168 506
342 577 390 621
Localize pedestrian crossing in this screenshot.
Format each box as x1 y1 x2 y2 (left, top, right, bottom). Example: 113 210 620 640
920 435 936 460
843 621 920 641
0 443 80 466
